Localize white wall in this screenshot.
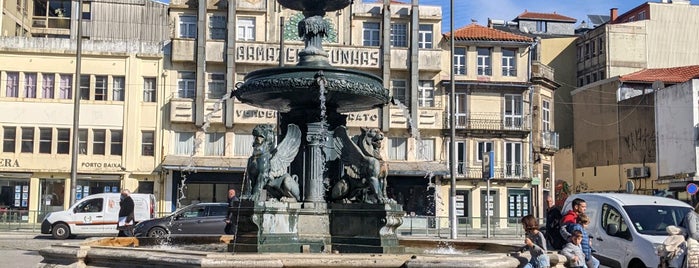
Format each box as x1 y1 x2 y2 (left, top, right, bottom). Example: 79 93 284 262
655 79 698 176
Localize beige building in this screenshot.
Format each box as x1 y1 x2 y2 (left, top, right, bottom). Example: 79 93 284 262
0 0 168 223
0 0 31 37
162 0 448 215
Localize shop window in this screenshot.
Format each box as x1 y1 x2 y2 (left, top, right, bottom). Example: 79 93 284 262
39 179 65 220
0 180 30 213
507 189 530 225
21 127 34 153
111 130 122 156
480 190 497 226
76 180 119 200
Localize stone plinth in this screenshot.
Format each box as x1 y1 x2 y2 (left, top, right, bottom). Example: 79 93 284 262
229 200 301 253
297 202 331 253
329 203 405 253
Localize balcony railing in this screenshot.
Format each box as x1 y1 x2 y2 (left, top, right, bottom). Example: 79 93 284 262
477 67 492 76
449 112 529 131
541 131 559 151
502 67 517 77
32 17 71 29
456 161 529 179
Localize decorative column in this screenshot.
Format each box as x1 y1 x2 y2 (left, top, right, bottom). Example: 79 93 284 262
304 121 327 202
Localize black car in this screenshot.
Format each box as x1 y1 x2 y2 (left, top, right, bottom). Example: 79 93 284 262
133 203 229 237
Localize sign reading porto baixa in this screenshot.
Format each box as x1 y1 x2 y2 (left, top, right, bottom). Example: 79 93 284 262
235 43 380 68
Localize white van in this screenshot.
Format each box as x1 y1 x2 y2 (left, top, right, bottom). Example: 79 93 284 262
562 193 692 268
41 193 156 239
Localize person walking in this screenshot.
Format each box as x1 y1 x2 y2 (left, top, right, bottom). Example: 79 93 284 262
225 189 240 235
117 189 135 237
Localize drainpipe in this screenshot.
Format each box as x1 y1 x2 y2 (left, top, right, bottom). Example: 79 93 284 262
527 41 536 218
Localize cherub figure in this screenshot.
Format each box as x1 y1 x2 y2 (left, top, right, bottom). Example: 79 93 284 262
244 124 301 202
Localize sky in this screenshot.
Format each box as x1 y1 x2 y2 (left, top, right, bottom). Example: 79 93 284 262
415 0 699 32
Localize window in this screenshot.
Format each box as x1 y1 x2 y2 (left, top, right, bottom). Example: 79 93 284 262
455 141 466 174
504 94 523 129
57 128 70 154
477 48 491 75
418 80 434 107
42 73 54 98
454 47 466 75
24 72 37 98
501 49 517 76
388 137 407 160
209 15 226 40
542 100 550 132
391 80 407 105
81 2 90 20
237 17 255 41
179 15 197 38
39 128 51 154
112 76 124 101
362 22 380 46
93 129 105 155
110 130 122 156
143 78 156 102
584 43 590 59
477 141 493 162
638 11 647 20
6 72 19 97
78 129 87 154
390 23 407 47
142 131 154 156
536 21 547 32
592 72 598 82
601 204 631 240
177 72 196 99
234 133 253 156
455 93 467 127
417 138 434 161
205 132 224 156
599 70 605 80
598 38 605 55
207 73 226 99
504 142 522 177
76 198 103 213
418 24 433 49
175 132 195 155
59 74 72 99
591 40 596 56
3 127 16 153
21 127 33 153
79 75 90 100
94 75 106 101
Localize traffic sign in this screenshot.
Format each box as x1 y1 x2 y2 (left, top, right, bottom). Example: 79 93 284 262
687 183 699 195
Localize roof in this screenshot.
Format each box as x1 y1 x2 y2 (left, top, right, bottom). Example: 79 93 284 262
587 14 610 26
516 11 576 22
444 23 533 42
619 65 699 84
568 193 692 207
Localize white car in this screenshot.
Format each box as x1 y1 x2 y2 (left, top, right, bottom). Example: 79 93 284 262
41 193 156 239
562 193 692 268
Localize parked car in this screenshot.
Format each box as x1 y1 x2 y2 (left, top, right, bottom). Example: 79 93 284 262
41 193 156 239
133 203 229 237
562 193 692 268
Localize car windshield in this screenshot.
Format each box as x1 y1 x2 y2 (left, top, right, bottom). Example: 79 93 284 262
624 205 692 235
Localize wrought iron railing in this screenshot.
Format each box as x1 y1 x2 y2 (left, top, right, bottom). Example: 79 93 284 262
448 112 529 131
541 131 559 151
455 162 529 179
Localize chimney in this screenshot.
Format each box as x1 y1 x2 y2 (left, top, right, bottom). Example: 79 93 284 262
610 8 618 22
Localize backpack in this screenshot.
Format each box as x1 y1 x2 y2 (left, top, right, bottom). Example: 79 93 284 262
546 207 566 250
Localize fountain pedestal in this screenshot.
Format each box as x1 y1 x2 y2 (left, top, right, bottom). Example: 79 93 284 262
297 202 331 252
229 200 301 253
329 203 405 253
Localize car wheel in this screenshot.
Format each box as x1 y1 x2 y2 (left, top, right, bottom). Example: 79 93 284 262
52 223 70 240
147 227 168 238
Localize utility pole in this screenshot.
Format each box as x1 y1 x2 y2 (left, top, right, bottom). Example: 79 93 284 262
69 0 84 206
448 0 457 239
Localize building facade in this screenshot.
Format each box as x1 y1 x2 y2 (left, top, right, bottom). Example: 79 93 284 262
0 0 168 222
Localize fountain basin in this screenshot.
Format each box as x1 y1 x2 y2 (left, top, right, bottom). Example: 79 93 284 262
277 0 352 12
234 66 390 113
37 236 569 268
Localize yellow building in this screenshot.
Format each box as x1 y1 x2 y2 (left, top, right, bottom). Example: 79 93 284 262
162 0 448 214
0 0 168 222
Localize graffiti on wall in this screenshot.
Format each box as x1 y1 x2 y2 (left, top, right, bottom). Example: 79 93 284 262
622 128 655 161
555 180 572 207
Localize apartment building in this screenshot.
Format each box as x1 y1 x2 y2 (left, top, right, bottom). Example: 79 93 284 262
0 0 31 36
162 0 447 215
0 0 168 222
439 23 541 226
576 0 699 87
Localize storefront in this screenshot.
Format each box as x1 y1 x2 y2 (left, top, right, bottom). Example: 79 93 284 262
386 162 447 217
0 172 32 222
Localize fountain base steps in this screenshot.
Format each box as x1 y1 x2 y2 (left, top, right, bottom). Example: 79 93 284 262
329 203 405 253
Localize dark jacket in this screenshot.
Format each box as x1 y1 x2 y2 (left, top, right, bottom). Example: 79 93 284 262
225 196 240 235
119 195 135 222
546 206 565 249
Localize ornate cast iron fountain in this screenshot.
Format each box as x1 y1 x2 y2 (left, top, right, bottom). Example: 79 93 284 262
231 0 404 253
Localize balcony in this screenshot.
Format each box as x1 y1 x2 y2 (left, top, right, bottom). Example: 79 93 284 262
171 39 196 62
456 162 530 180
540 131 559 152
448 113 529 132
531 61 554 81
170 98 194 123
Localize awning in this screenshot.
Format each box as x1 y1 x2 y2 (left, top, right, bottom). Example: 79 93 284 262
387 161 449 177
160 155 247 172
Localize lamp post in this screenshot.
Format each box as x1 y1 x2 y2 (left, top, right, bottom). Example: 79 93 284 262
69 0 84 206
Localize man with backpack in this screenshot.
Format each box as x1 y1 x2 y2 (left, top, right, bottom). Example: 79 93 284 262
545 195 565 250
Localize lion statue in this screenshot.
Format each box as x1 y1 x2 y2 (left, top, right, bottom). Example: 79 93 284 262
329 126 390 204
243 124 301 202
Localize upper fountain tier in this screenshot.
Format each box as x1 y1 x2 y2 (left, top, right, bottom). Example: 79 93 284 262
277 0 352 13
